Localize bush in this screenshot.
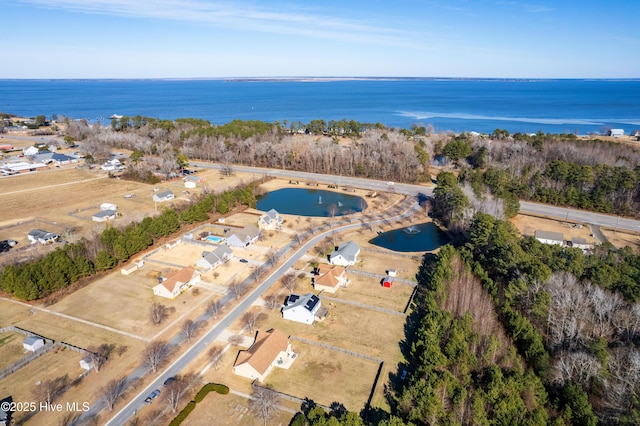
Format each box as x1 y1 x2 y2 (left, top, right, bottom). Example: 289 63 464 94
169 400 196 426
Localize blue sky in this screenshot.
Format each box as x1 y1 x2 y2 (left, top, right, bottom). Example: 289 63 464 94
2 0 639 78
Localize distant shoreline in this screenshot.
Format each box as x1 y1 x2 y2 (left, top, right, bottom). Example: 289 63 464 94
1 77 640 83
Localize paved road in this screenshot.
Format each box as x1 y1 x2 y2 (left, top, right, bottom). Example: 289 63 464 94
101 197 420 426
194 162 640 233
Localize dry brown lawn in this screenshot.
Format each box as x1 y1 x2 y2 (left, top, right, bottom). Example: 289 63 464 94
0 332 28 370
335 274 414 313
182 392 295 426
49 266 215 339
600 228 640 251
0 346 84 424
265 340 380 412
510 214 598 244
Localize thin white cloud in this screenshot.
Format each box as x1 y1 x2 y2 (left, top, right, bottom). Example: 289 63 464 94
20 0 430 48
523 4 554 13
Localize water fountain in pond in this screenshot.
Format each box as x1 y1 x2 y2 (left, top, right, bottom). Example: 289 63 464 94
338 201 343 207
318 195 322 204
404 225 420 234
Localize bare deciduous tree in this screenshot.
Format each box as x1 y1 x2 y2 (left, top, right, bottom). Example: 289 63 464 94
208 345 224 370
181 319 200 342
265 249 280 266
86 343 116 372
206 299 222 319
32 374 69 405
228 334 244 346
264 294 281 311
100 376 128 411
281 273 297 294
150 303 170 325
164 377 190 413
249 385 281 426
142 341 170 373
242 311 265 333
228 282 245 299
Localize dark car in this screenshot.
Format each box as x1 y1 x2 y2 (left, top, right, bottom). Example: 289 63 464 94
163 377 176 387
144 389 161 404
239 258 249 263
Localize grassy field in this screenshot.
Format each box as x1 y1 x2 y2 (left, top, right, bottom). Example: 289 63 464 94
334 273 414 313
0 332 28 370
265 340 381 412
0 346 84 424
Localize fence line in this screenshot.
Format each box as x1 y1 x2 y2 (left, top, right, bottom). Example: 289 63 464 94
322 296 405 317
290 336 383 363
251 381 332 413
0 341 55 381
346 269 417 287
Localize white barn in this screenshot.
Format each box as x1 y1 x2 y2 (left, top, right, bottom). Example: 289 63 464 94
23 336 45 352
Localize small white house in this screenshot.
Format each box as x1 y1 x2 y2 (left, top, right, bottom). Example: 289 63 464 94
153 267 200 299
608 129 624 138
329 241 361 266
534 230 564 246
92 209 117 222
79 356 95 370
23 336 45 352
153 190 175 203
100 202 117 211
282 293 323 324
184 180 196 189
27 229 59 244
196 245 233 270
101 159 122 171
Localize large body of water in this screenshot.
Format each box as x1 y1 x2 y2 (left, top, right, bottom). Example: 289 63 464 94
1 78 639 134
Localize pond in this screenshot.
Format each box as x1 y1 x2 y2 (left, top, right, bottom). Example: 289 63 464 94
369 222 448 252
256 188 366 217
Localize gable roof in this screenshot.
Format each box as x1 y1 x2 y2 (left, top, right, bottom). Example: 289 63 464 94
23 335 44 346
332 241 360 261
534 230 564 242
161 266 196 293
234 329 289 375
200 245 233 266
155 190 174 200
226 224 260 242
284 293 320 313
28 229 59 240
93 209 116 218
315 265 345 288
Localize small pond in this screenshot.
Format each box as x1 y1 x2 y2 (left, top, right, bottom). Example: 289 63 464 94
256 188 366 217
369 222 448 252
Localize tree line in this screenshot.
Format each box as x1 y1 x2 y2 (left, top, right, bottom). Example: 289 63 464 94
0 186 257 301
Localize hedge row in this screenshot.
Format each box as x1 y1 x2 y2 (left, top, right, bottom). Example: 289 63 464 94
169 383 229 425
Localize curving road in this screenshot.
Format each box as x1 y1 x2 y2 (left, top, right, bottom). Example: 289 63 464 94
101 197 420 426
193 162 640 234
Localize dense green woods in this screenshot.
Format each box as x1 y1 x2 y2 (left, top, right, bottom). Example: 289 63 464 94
0 187 256 301
383 173 640 425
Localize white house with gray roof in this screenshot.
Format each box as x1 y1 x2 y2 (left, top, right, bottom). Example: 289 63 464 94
534 230 564 246
153 190 175 202
282 293 325 324
197 245 233 270
225 224 260 247
27 229 59 244
329 241 361 266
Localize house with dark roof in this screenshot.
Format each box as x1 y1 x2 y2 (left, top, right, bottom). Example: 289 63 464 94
196 245 233 270
153 266 200 299
232 329 296 381
225 224 260 247
282 293 326 324
258 209 284 230
92 209 117 222
329 241 361 266
27 229 59 244
153 190 175 203
534 230 564 246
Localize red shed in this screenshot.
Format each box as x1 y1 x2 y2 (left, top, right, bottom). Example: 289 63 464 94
382 276 394 288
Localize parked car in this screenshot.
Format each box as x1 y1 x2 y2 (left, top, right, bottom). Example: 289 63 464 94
144 389 161 404
239 258 249 263
163 377 176 387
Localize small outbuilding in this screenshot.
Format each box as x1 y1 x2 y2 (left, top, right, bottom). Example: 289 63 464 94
23 336 45 352
608 129 624 138
79 356 95 371
153 190 175 203
92 209 117 222
382 276 394 288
